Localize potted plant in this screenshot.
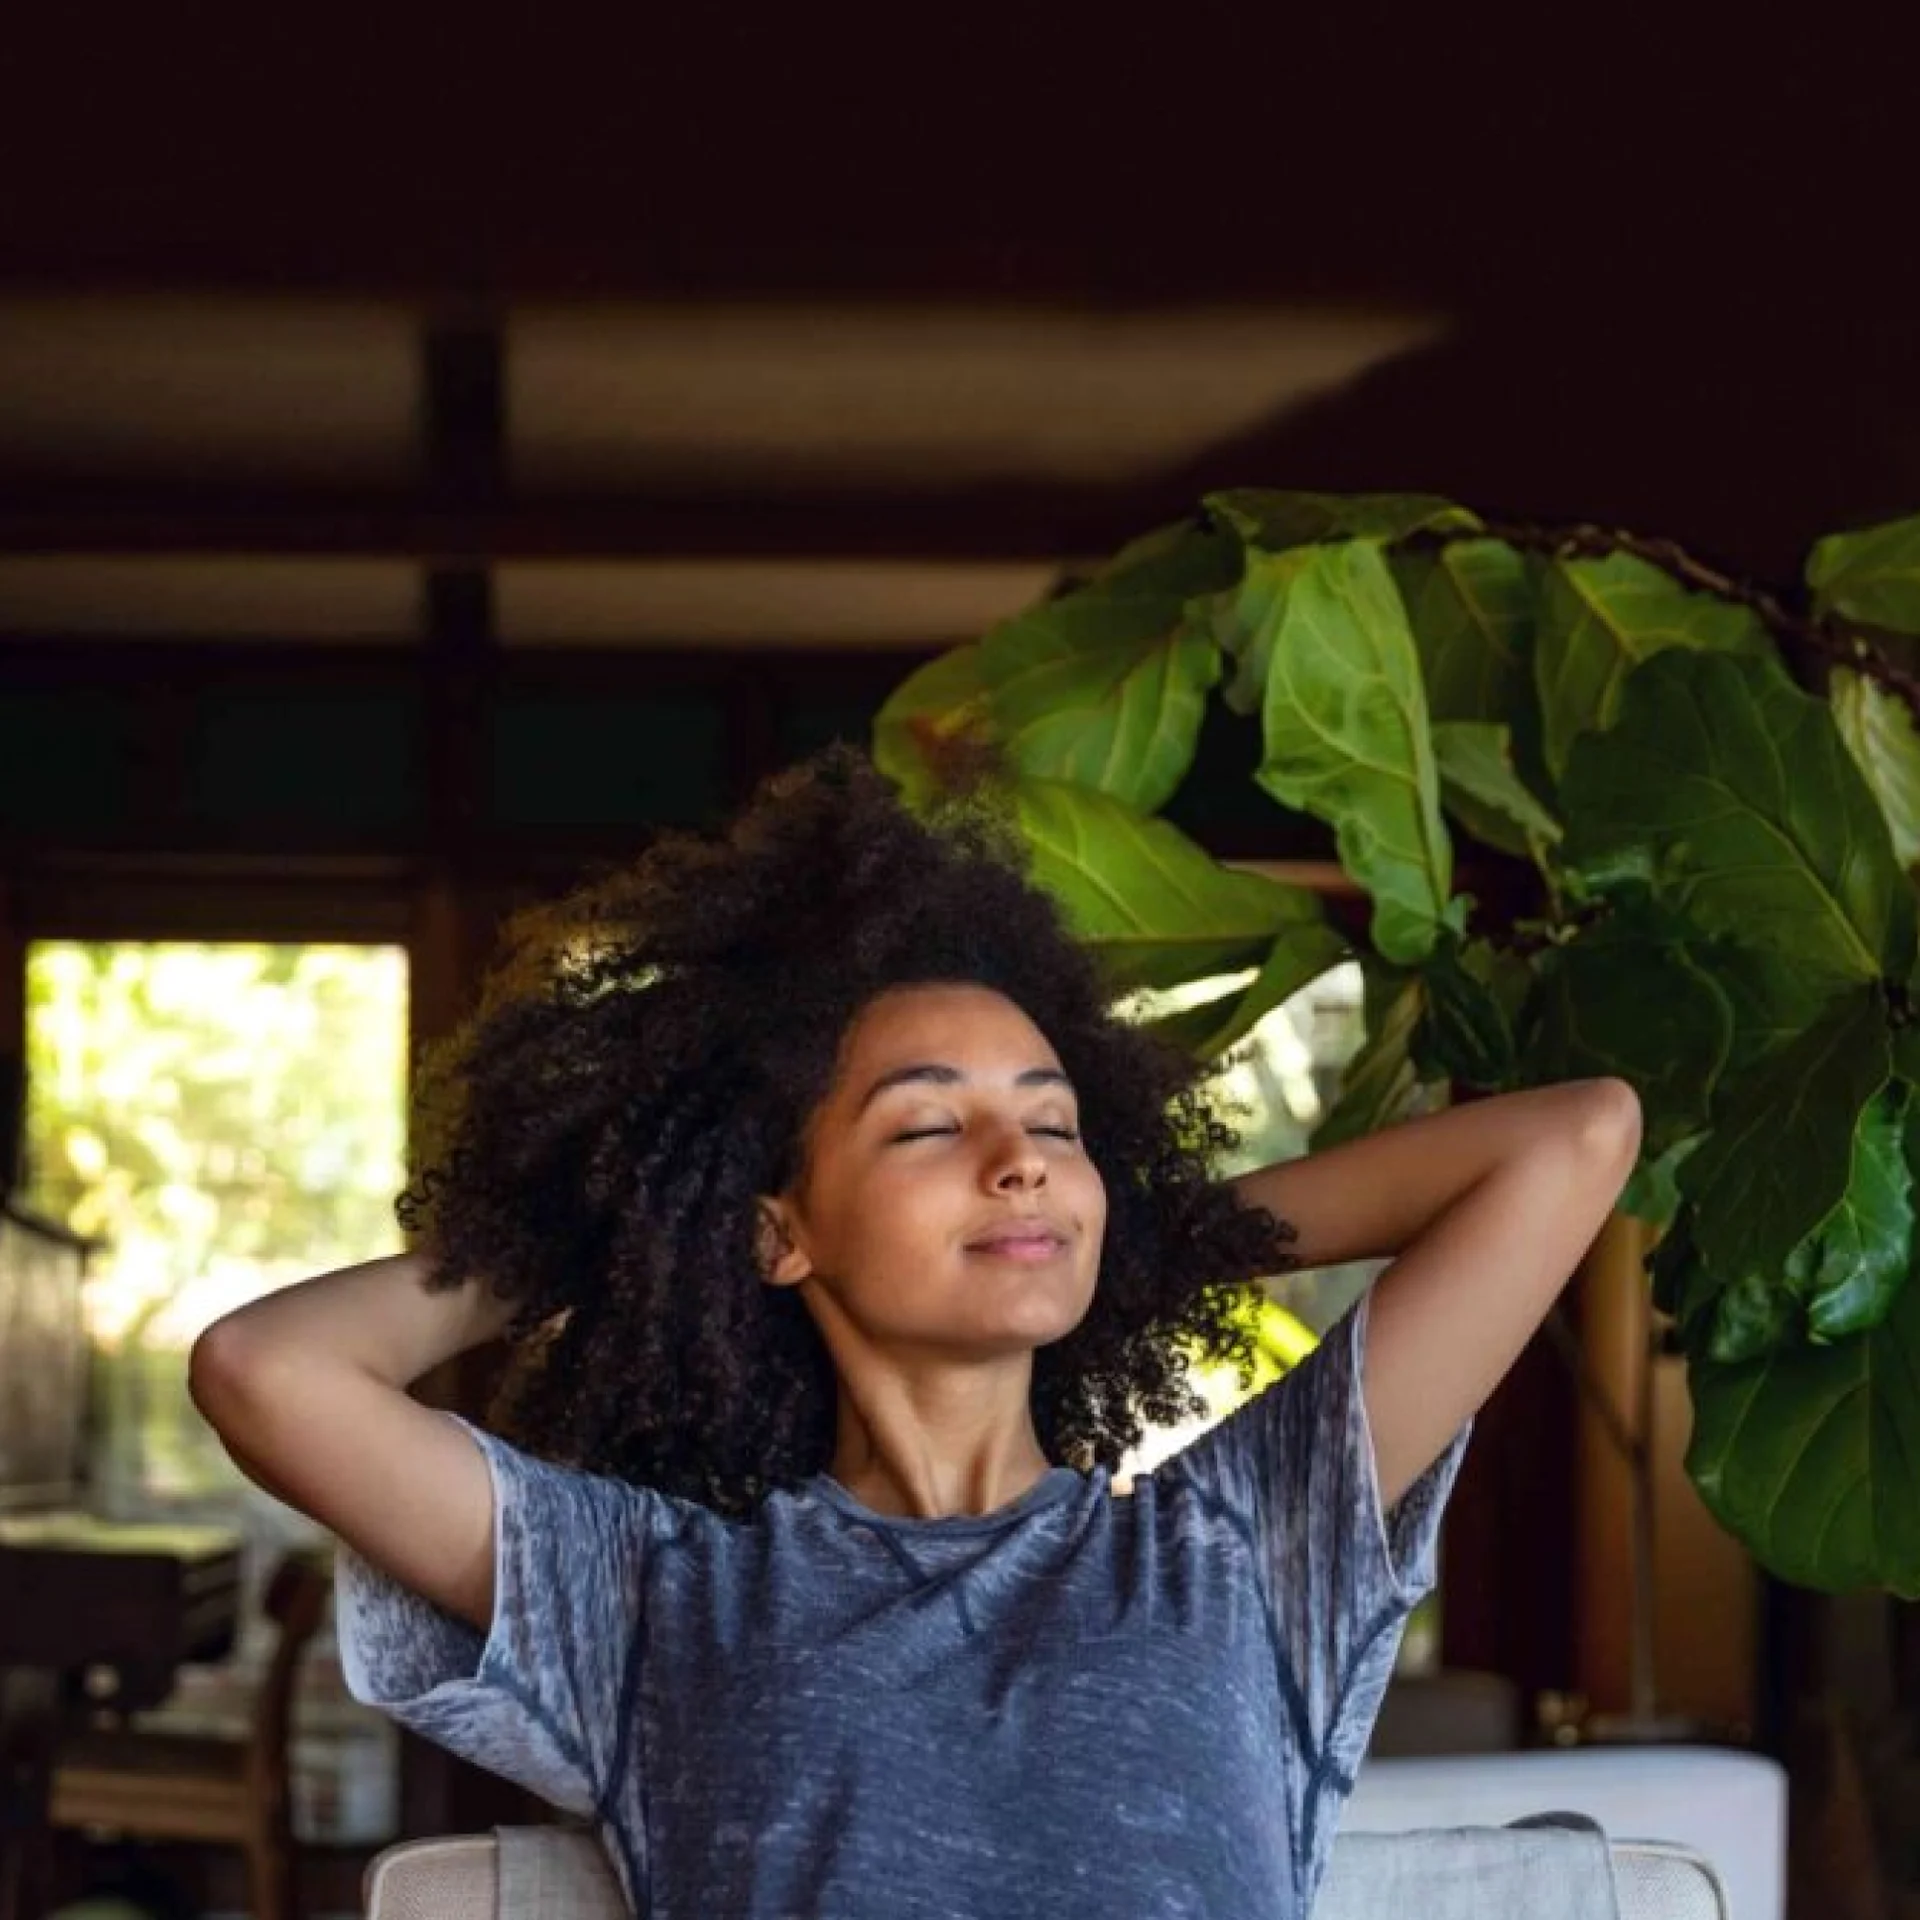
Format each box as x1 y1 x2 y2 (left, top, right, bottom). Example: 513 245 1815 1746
872 490 1920 1601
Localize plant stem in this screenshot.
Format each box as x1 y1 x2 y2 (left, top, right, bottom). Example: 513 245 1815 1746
1404 521 1920 725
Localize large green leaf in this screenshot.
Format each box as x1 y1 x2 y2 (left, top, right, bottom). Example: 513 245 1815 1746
1559 649 1917 993
1211 544 1304 718
1412 933 1528 1090
1535 552 1774 781
1393 537 1534 725
1709 931 1853 1095
1526 894 1735 1159
1808 514 1920 632
872 522 1238 815
1218 542 1453 965
873 644 992 805
1698 1081 1914 1366
1610 921 1836 1245
1620 1133 1701 1232
1010 778 1330 993
1703 1266 1801 1366
1791 1084 1915 1346
1678 984 1893 1315
1205 489 1480 552
1206 499 1480 717
1432 719 1562 858
1144 920 1351 1061
979 522 1239 813
1831 666 1920 878
1626 914 1863 1244
1687 1254 1920 1595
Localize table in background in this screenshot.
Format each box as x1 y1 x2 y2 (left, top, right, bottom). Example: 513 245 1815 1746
0 1514 240 1920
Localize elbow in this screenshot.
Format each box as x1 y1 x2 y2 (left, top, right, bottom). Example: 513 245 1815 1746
1568 1077 1644 1191
188 1314 285 1437
1581 1076 1644 1153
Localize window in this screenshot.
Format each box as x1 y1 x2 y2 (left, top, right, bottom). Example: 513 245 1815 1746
23 939 411 1842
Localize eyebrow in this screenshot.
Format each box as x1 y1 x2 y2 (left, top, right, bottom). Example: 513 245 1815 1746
854 1063 1076 1116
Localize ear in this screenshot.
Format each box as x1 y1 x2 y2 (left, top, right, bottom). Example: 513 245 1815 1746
755 1197 813 1288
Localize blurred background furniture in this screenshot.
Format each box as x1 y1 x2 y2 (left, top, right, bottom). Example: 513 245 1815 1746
49 1546 332 1920
1370 1670 1524 1757
0 1204 243 1920
0 1514 243 1920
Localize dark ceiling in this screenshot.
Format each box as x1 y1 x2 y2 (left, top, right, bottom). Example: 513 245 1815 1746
0 7 1910 650
2 10 1905 311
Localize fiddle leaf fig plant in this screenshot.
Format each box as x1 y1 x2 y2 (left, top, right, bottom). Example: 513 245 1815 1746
873 491 1920 1596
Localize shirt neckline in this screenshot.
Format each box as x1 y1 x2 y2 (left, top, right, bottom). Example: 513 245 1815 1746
808 1463 1090 1535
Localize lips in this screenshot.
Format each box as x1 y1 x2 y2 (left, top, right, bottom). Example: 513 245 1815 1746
964 1222 1070 1257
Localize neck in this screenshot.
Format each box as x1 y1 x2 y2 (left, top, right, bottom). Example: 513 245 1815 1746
824 1365 1054 1520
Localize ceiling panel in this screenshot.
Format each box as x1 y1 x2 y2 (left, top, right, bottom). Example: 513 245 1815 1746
0 297 420 485
0 557 421 640
496 558 1063 649
510 303 1444 491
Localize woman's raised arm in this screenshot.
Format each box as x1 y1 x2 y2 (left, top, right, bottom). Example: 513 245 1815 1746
1229 1078 1642 1506
189 1251 520 1631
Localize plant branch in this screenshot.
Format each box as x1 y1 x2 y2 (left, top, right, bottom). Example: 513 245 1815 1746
1406 520 1920 725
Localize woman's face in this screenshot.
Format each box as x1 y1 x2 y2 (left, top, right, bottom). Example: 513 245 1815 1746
759 982 1108 1359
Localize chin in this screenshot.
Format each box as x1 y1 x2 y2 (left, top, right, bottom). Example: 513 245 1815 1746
936 1265 1098 1355
1011 1293 1098 1352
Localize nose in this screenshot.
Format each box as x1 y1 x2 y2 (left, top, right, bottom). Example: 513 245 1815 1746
985 1122 1047 1192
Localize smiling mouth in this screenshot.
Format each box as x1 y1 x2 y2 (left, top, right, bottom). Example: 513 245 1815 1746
966 1233 1069 1262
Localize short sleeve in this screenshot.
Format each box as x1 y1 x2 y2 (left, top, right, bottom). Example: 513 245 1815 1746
1162 1288 1470 1857
334 1412 657 1820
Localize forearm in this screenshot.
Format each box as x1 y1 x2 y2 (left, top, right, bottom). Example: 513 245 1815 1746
1362 1082 1641 1502
1227 1078 1637 1270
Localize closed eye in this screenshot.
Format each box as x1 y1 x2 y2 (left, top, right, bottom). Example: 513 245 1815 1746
890 1125 1081 1143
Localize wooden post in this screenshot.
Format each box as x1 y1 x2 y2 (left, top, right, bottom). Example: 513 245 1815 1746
1573 1210 1759 1734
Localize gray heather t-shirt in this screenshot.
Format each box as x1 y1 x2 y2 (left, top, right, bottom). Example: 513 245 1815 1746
337 1291 1468 1919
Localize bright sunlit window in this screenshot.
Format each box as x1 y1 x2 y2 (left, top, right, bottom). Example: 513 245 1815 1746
22 939 412 1844
24 940 409 1515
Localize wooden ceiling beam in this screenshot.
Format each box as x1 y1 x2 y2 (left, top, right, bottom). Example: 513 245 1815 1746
0 485 1163 564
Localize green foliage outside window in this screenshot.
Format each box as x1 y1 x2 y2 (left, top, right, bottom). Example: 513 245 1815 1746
24 942 408 1512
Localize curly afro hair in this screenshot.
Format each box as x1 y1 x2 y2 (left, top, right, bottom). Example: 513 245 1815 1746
401 744 1300 1517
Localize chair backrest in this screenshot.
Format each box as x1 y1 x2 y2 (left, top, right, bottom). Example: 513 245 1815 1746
245 1546 332 1793
362 1825 1731 1920
365 1836 515 1920
1347 1746 1783 1920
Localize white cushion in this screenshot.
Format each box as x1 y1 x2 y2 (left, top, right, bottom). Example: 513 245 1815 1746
363 1821 1733 1920
1347 1747 1783 1920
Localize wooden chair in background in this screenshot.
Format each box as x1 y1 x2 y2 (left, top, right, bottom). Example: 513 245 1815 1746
49 1546 333 1920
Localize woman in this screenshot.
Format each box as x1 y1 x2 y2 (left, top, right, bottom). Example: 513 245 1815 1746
191 747 1639 1918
